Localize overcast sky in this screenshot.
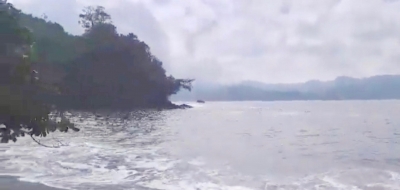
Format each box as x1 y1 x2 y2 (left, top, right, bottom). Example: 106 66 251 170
8 0 400 84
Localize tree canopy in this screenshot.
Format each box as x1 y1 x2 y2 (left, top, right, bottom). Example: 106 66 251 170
0 0 78 143
79 6 112 31
0 3 193 143
60 6 193 109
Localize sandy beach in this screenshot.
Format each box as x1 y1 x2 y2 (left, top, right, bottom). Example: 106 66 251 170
0 176 66 190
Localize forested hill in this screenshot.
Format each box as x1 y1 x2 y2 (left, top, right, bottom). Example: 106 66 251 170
172 75 400 101
16 5 193 110
2 1 194 143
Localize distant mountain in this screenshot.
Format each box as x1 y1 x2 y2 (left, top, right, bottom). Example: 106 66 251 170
171 75 400 101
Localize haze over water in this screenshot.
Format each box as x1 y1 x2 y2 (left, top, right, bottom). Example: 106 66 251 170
1 101 400 190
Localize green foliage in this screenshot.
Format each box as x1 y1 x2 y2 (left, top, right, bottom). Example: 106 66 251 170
0 0 78 143
168 77 194 95
0 2 193 143
79 6 112 31
19 14 77 64
0 1 31 55
60 6 194 109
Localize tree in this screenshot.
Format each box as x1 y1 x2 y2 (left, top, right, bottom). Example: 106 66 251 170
19 13 78 65
0 0 31 55
165 76 194 95
78 6 112 31
0 0 78 143
3 3 193 112
60 6 194 110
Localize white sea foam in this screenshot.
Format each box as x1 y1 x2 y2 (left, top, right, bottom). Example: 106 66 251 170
1 101 400 190
2 133 400 190
0 114 248 190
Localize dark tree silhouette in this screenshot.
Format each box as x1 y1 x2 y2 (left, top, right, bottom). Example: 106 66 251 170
1 2 194 131
61 6 194 110
79 6 112 31
0 0 78 143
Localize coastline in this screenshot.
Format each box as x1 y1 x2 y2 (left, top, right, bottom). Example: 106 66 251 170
0 176 67 190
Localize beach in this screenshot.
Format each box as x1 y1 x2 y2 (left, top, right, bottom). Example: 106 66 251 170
0 176 65 190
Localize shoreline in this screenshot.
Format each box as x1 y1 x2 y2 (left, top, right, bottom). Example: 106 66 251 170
0 176 67 190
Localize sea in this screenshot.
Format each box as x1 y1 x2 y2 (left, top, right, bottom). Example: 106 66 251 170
1 100 400 190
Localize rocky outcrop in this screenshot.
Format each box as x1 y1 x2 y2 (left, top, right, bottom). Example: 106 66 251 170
161 102 193 110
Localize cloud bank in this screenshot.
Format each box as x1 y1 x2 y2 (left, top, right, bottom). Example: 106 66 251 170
9 0 400 83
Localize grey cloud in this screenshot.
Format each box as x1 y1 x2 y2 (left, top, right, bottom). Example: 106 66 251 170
184 7 192 16
106 1 171 70
296 22 321 38
352 20 400 42
9 0 400 83
10 0 82 34
185 19 218 56
152 0 170 6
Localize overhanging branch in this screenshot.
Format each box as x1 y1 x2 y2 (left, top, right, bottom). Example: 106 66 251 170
30 134 60 148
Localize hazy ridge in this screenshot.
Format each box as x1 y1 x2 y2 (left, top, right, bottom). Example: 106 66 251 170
172 75 400 101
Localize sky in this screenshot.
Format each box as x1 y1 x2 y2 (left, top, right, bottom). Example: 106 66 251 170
8 0 400 84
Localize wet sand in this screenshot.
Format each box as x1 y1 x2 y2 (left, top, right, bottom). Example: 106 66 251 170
0 176 66 190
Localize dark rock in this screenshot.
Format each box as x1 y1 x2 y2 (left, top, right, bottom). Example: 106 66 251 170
197 100 205 103
163 102 192 110
178 104 192 109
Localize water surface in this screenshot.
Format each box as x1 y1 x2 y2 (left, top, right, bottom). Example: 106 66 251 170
1 101 400 190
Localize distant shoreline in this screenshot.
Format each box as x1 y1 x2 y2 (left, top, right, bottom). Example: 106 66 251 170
0 176 67 190
172 75 400 101
172 99 400 102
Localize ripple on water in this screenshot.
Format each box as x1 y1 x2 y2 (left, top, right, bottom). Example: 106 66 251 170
1 102 400 190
